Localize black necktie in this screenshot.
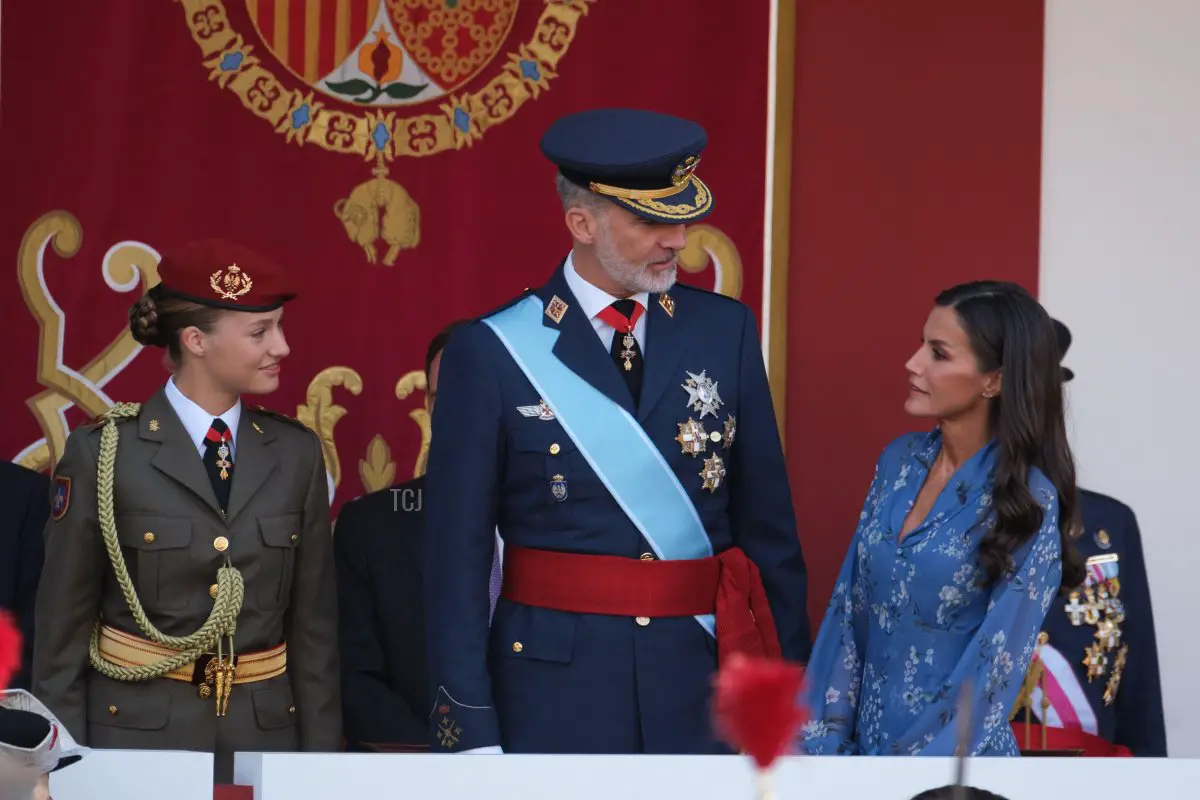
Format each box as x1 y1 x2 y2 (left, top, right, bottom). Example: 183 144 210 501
601 298 644 404
203 418 234 512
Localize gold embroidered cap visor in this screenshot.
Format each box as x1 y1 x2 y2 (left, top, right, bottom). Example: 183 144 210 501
154 238 297 313
541 108 715 224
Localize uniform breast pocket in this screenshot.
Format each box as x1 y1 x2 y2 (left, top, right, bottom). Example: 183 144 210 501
510 429 581 513
257 513 301 608
116 515 193 611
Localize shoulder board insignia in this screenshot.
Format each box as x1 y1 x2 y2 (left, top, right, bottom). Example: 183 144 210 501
253 405 314 433
80 403 141 429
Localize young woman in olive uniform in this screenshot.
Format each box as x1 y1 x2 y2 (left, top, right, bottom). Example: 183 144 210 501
32 240 341 781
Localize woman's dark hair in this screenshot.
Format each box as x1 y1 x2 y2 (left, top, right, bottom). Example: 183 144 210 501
128 284 225 363
934 280 1085 592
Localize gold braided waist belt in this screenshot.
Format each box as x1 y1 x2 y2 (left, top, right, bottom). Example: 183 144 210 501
96 624 286 710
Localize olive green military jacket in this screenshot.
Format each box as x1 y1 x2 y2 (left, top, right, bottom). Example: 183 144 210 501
31 387 341 764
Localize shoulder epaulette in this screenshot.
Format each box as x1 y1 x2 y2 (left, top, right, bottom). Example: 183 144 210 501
478 287 537 322
80 402 142 429
252 405 315 434
667 282 745 308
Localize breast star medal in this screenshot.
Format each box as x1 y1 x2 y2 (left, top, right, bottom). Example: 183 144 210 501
682 370 722 419
722 415 737 449
216 443 232 480
675 418 707 456
700 453 726 492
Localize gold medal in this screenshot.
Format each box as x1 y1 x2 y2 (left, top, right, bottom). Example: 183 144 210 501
700 454 726 492
216 442 232 480
675 418 707 456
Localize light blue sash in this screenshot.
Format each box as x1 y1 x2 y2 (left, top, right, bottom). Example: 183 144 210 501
484 296 715 637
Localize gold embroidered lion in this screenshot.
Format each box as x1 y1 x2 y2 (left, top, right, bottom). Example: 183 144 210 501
333 163 421 266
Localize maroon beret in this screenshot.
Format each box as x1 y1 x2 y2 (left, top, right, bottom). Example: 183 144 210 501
155 239 295 312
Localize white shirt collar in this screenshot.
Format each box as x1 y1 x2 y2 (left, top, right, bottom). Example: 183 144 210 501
164 376 242 458
563 251 650 321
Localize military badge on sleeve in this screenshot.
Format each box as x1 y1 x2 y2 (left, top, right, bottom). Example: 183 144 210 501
51 476 71 521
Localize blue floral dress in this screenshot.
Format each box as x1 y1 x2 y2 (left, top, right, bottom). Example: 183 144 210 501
800 429 1062 755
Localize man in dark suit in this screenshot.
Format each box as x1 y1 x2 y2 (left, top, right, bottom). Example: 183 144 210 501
0 461 49 690
1009 319 1167 756
424 108 810 755
334 320 493 751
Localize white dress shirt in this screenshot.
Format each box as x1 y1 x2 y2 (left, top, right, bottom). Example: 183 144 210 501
563 252 650 355
164 376 241 460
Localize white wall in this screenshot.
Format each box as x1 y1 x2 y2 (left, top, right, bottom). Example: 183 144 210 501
1040 0 1200 757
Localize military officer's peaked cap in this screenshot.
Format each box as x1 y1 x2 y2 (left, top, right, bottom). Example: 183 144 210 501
155 239 296 312
540 107 714 224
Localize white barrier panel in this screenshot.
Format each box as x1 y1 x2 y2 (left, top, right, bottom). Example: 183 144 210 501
49 750 213 800
235 752 1195 800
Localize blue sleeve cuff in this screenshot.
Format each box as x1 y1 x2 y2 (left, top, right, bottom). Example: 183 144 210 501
429 686 501 752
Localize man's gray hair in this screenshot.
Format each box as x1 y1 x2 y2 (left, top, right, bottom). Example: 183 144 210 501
555 172 608 216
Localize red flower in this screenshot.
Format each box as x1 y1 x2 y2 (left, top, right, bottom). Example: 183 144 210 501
713 653 808 770
0 610 21 691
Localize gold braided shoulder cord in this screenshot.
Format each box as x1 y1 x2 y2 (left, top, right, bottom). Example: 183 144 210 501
87 402 246 684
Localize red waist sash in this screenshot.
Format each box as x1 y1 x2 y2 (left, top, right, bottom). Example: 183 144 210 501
1010 722 1133 757
500 545 781 666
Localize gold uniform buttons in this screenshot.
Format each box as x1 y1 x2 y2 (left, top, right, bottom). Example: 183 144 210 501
143 532 155 544
290 533 298 543
209 584 219 599
213 536 229 553
635 616 650 627
512 642 524 653
108 705 118 715
549 443 561 455
288 706 296 714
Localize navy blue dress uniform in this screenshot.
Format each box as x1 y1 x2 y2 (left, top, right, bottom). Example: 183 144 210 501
1010 320 1166 756
0 461 50 690
423 108 810 755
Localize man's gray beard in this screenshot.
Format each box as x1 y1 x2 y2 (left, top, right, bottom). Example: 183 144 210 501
594 222 678 295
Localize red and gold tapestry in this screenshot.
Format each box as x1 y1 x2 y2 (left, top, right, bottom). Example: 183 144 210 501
0 1 770 516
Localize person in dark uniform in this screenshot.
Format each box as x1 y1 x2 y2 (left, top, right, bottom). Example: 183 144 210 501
0 461 49 690
335 319 504 751
31 240 342 781
424 108 810 755
1009 318 1166 756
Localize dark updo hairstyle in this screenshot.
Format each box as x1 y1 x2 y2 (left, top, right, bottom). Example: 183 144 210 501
129 284 226 363
934 280 1085 593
